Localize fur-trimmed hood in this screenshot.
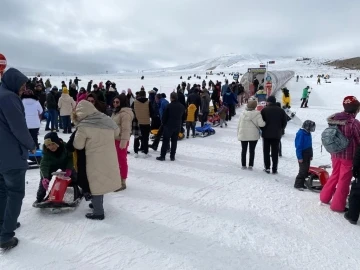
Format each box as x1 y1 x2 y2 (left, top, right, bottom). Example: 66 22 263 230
327 112 356 126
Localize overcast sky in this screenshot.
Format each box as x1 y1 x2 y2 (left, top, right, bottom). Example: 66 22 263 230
1 0 359 73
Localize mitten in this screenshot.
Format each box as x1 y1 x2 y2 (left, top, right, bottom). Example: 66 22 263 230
42 178 50 190
120 140 128 149
65 169 72 177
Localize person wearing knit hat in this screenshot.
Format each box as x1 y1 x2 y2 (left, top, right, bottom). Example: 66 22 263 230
260 95 288 174
320 96 360 213
58 86 76 134
34 132 76 205
237 98 265 169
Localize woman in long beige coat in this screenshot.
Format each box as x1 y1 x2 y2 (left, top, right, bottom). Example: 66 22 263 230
72 100 121 220
111 94 134 191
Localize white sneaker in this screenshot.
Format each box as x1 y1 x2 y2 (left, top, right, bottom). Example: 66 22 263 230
134 153 139 158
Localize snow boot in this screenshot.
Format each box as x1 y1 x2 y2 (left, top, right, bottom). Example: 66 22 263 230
344 212 357 225
0 237 19 250
170 156 175 161
264 169 270 174
115 179 126 192
85 213 104 220
156 156 165 161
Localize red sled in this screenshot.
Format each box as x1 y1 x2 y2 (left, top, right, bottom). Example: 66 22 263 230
306 165 330 192
33 172 82 209
208 114 220 127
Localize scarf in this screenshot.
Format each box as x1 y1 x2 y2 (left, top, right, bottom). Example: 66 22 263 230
77 111 118 130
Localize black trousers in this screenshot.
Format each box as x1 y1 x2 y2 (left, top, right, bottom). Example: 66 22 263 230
279 140 282 156
294 151 311 188
161 127 179 158
152 125 164 149
301 98 308 107
139 125 151 154
201 112 209 127
212 100 218 112
134 137 141 154
28 128 39 149
263 138 280 171
347 179 360 222
186 122 196 137
241 141 258 167
226 104 235 121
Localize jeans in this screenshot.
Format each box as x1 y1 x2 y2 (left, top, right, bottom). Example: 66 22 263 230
0 169 27 243
61 115 72 133
47 109 58 130
186 122 196 137
28 128 40 149
263 138 280 171
241 141 258 167
139 125 151 154
161 127 179 158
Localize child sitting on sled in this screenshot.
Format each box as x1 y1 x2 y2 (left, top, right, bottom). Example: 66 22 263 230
294 120 316 191
33 132 77 205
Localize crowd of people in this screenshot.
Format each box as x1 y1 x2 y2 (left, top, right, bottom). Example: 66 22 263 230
1 67 360 251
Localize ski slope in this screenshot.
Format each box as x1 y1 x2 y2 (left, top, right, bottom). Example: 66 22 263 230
1 73 360 270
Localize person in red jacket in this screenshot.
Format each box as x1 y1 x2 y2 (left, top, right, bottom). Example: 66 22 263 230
320 96 360 212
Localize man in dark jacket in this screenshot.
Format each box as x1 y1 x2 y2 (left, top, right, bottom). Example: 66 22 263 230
92 84 105 103
74 77 81 89
222 88 238 121
86 80 93 93
156 92 185 161
187 88 201 112
261 96 288 174
46 86 59 131
0 68 36 250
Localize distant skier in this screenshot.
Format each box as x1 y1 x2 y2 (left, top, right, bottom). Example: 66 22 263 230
296 75 299 82
74 77 81 90
317 77 321 85
300 86 310 108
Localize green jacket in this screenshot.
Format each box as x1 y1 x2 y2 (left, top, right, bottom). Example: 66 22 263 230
40 142 73 179
302 88 309 99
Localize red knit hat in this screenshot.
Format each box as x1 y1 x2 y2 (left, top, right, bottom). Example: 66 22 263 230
343 96 360 112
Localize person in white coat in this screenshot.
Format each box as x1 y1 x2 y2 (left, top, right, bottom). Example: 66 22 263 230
237 98 265 169
21 90 43 149
58 87 76 134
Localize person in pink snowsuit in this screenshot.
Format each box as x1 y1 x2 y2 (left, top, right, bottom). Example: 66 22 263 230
320 96 360 212
76 87 87 104
111 94 134 191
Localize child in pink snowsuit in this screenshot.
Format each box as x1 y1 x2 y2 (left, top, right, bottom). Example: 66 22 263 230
111 95 134 191
320 96 360 212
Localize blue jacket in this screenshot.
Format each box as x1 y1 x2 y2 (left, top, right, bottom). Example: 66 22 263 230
0 68 36 172
223 91 238 105
295 128 312 160
159 98 169 119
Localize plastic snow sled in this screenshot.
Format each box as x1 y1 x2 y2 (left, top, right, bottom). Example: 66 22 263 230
33 172 82 210
28 150 43 169
208 114 220 127
150 129 185 141
195 124 216 137
305 165 330 192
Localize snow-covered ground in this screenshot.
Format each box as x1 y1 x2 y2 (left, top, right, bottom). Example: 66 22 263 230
1 71 360 270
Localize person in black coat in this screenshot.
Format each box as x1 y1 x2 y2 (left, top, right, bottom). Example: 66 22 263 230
156 92 185 161
345 146 360 225
86 80 93 93
187 88 201 112
260 96 288 174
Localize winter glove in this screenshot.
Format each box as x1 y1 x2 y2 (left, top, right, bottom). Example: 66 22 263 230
353 167 359 178
120 140 128 149
42 178 50 190
65 169 72 177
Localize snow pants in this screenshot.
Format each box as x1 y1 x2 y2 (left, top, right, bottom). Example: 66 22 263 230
0 169 26 244
320 157 353 212
294 150 312 188
115 140 129 180
347 179 360 222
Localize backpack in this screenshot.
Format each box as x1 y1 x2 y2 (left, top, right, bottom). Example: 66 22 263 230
321 125 349 153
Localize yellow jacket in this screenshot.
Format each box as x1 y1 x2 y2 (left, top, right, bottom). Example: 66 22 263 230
186 104 197 122
282 94 291 106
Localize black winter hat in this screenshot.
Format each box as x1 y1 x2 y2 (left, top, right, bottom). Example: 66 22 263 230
44 132 61 147
302 120 316 132
267 96 276 103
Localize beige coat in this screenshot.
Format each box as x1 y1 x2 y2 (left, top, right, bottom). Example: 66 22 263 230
111 108 134 148
58 94 76 116
73 101 121 195
237 109 266 141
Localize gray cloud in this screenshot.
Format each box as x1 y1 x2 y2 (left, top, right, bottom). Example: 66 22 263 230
1 0 359 73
